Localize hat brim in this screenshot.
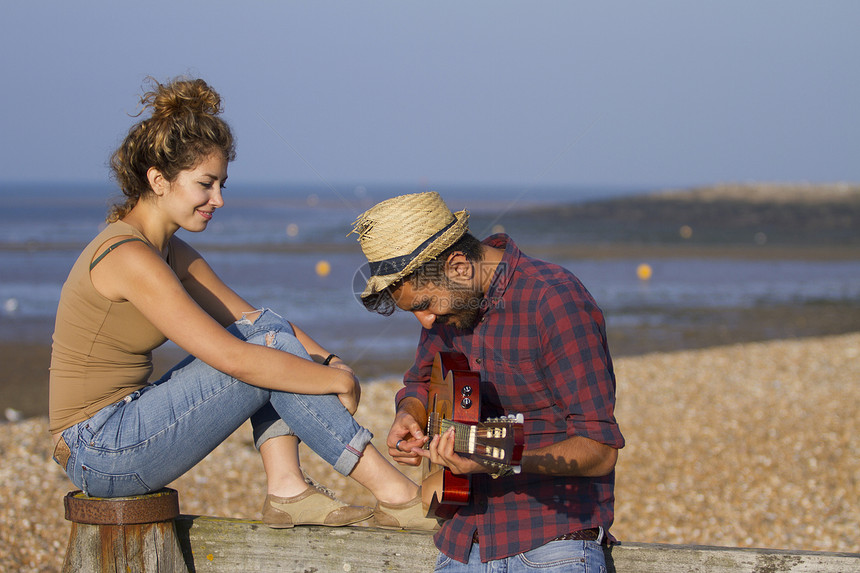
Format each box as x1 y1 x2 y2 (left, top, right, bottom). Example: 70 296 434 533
360 210 469 298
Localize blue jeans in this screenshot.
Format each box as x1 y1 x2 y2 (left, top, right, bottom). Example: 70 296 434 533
433 535 607 572
58 309 372 497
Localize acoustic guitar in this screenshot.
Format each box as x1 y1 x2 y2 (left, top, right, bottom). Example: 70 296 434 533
422 351 524 518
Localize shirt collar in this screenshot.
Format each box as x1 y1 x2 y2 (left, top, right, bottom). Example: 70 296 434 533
482 233 520 309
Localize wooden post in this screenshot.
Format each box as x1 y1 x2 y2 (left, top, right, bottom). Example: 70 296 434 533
62 488 189 573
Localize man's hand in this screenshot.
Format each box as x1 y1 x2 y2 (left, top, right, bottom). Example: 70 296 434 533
419 427 491 475
387 397 429 466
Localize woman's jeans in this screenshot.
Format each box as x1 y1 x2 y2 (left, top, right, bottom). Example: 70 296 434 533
433 535 607 573
57 309 372 498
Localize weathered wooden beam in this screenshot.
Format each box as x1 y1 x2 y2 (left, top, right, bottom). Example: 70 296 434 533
602 542 859 573
174 515 859 573
174 515 438 571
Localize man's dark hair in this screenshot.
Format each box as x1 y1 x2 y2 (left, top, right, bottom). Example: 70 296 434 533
361 233 484 316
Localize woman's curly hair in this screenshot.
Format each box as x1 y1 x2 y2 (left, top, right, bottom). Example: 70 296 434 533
107 76 236 222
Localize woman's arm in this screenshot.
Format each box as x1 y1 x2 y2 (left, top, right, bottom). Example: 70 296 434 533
173 238 342 362
90 239 356 401
170 237 257 326
291 323 340 364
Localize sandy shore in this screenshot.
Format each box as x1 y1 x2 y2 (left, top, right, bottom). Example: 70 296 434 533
1 333 858 571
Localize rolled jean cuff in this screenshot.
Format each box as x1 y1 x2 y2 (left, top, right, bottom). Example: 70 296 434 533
332 426 373 476
253 418 295 450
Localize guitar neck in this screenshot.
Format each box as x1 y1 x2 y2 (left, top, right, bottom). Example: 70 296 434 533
427 413 523 466
428 417 478 453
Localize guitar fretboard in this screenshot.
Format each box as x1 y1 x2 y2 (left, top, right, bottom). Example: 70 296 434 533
428 415 477 453
427 414 516 461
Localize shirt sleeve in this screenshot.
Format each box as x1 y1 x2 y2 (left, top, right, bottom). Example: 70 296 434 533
537 281 625 449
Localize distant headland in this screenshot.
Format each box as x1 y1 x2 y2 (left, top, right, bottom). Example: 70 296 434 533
511 182 860 254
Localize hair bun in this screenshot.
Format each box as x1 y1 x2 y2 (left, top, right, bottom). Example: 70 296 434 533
142 76 222 121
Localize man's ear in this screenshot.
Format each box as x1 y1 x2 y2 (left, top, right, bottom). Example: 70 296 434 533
445 251 473 283
146 167 168 196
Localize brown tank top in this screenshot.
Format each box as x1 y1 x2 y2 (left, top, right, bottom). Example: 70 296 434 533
49 221 175 433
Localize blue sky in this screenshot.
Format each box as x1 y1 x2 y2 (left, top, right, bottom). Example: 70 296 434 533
1 1 858 190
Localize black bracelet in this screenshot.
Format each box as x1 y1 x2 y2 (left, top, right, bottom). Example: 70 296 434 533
322 353 338 366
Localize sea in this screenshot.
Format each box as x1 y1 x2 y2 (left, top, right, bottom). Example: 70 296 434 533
2 181 859 376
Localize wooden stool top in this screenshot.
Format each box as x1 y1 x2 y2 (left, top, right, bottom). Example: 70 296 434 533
64 488 180 525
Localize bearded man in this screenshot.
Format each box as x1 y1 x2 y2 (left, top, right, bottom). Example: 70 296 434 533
351 192 624 572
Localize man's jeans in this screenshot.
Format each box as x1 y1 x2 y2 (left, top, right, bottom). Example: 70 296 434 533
433 535 607 572
58 309 372 497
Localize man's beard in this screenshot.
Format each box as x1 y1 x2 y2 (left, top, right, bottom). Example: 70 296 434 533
435 285 483 330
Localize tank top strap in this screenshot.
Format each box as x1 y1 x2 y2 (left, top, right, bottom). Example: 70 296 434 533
89 237 149 270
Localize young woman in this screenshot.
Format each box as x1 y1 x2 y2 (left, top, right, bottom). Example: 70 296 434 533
49 76 435 530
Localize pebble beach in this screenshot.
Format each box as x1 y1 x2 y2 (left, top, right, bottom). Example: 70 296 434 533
2 332 858 571
2 183 858 570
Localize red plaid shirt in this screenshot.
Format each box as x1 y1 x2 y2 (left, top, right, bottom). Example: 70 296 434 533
397 235 625 563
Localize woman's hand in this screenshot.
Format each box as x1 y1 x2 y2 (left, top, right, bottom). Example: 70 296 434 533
329 361 361 415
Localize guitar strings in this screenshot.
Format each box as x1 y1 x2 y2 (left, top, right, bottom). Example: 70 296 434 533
426 415 512 460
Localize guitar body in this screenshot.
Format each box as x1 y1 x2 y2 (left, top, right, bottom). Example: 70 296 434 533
422 352 524 519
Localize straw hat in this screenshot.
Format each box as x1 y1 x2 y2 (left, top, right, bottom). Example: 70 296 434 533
350 192 469 298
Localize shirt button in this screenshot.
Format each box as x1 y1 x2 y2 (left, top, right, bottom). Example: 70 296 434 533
475 358 482 364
